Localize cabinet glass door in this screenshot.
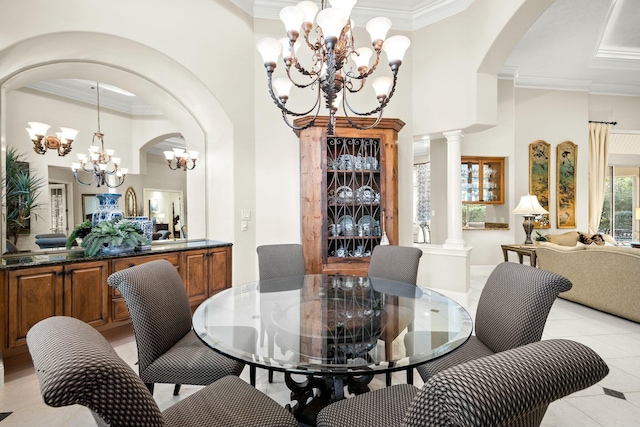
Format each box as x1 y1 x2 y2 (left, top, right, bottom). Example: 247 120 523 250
325 137 382 261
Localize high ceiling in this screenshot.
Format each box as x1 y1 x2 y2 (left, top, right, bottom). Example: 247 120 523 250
26 0 640 143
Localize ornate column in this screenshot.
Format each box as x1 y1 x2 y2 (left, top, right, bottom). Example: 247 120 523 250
443 130 465 249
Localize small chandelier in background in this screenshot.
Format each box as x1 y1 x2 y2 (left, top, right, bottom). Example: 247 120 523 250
256 0 410 135
26 121 79 156
164 148 198 171
71 82 128 188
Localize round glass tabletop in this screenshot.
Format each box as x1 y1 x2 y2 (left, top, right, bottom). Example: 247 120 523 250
192 274 472 376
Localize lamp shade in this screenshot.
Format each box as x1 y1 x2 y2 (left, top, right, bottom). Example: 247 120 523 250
512 194 549 215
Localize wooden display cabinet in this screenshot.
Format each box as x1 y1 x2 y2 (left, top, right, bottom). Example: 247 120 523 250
296 116 404 275
461 156 505 204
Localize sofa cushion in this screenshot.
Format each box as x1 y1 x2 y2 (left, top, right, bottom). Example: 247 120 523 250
547 232 579 246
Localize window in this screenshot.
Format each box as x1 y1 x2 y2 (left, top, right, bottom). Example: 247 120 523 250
598 166 639 242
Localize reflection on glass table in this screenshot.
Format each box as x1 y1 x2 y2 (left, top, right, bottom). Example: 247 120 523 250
192 274 472 426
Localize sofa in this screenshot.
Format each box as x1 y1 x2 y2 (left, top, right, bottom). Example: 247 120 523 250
536 235 640 323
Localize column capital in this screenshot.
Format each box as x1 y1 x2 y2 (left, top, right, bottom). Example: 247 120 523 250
443 129 465 141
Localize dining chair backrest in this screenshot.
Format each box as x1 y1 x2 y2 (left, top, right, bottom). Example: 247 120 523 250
257 244 306 281
368 245 423 285
107 259 192 374
27 316 165 427
403 339 609 427
474 262 572 354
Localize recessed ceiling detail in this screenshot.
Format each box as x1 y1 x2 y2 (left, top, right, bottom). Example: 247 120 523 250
501 0 640 96
27 79 162 116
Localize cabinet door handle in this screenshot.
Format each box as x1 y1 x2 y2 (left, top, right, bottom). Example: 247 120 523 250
129 263 135 267
57 271 64 276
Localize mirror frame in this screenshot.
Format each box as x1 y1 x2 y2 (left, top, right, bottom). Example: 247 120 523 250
125 187 138 217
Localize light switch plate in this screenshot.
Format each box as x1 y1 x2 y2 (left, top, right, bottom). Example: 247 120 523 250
241 210 251 220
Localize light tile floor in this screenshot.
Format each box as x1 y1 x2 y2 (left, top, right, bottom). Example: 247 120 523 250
1 264 640 426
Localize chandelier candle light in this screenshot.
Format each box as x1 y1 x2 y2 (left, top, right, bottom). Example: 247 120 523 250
512 194 549 245
164 148 198 171
26 121 79 156
71 82 128 188
257 0 410 135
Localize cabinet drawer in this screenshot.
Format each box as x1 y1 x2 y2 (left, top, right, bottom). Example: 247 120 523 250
111 253 180 298
111 253 180 272
111 298 130 322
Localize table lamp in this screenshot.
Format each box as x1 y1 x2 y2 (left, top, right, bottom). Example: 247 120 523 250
512 194 549 244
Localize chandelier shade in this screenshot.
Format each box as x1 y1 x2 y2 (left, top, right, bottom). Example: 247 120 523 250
26 121 79 156
257 0 410 135
71 82 127 188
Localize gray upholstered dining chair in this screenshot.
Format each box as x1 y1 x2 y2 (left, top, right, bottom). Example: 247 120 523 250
368 245 423 385
107 259 255 395
256 243 306 382
368 245 423 286
408 262 572 383
316 339 608 427
27 316 298 427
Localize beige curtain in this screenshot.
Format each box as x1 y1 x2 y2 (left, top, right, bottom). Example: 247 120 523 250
588 122 611 234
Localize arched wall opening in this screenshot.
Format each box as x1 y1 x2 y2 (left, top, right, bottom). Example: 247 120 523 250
0 32 235 252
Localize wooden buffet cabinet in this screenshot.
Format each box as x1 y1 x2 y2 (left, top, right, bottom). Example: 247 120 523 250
295 116 404 276
0 241 232 353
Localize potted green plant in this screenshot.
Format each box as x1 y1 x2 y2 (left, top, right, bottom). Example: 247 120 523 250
81 219 149 256
66 219 93 249
4 147 45 245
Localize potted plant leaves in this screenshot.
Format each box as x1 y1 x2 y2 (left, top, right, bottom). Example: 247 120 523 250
66 219 93 249
81 219 149 256
4 147 45 246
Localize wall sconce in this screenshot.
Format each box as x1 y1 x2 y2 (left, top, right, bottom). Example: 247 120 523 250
164 148 198 171
512 194 549 245
26 122 79 156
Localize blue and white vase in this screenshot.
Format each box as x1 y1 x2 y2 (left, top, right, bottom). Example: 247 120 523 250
92 193 124 227
124 216 154 242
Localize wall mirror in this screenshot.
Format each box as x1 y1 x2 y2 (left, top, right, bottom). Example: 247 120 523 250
2 78 201 253
82 194 99 221
125 187 138 217
143 188 184 239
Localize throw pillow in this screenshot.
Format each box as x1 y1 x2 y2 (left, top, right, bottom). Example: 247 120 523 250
579 232 606 246
578 232 593 245
548 231 580 246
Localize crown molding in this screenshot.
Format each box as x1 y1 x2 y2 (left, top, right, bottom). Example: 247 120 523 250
244 0 474 32
497 70 640 97
412 0 474 30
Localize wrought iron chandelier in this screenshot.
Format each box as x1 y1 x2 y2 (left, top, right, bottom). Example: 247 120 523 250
71 82 128 188
163 148 198 171
26 121 79 156
257 0 410 135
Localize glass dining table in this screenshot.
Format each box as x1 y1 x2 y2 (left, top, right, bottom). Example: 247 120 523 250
192 274 472 425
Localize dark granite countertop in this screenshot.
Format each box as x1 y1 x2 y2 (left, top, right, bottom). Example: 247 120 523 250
0 239 232 270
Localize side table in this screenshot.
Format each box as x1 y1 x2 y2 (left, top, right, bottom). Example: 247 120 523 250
501 244 537 267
